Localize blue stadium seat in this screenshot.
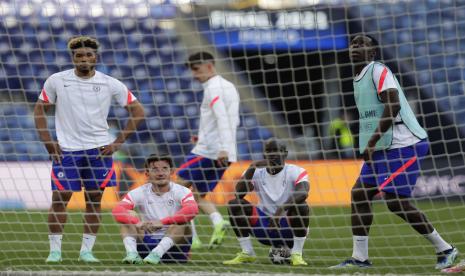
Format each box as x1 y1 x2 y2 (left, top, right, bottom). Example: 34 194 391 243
184 104 199 117
172 118 187 130
0 12 274 161
146 117 162 130
447 69 461 83
177 130 191 143
188 118 199 130
247 129 261 141
236 128 247 141
162 130 178 143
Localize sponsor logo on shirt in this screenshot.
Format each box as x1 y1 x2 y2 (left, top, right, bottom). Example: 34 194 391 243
93 86 101 92
167 199 175 206
359 110 378 119
57 171 65 178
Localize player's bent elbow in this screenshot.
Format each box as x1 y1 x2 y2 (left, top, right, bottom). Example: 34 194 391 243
128 101 145 119
112 205 139 224
111 205 124 223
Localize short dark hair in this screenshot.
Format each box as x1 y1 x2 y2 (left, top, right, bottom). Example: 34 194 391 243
264 138 287 153
144 154 174 169
350 34 379 47
186 51 215 67
365 34 379 48
67 36 99 52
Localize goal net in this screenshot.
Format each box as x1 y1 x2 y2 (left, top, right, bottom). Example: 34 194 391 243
1 0 464 274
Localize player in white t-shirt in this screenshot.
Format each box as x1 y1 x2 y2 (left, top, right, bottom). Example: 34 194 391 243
33 36 145 264
223 139 310 266
177 52 240 249
112 155 198 264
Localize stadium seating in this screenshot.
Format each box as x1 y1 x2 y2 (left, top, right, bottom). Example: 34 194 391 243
2 0 463 163
0 11 272 164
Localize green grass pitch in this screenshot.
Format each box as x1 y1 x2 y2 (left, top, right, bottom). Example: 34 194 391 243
1 200 464 274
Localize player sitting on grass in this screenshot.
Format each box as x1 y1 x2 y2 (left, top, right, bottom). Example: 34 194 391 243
112 154 198 264
223 138 310 266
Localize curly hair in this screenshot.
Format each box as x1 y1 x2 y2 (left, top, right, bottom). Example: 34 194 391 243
67 36 99 51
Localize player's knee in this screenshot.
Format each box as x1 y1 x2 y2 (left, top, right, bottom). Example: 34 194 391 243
167 224 190 242
386 199 402 213
351 186 367 203
120 223 137 232
227 198 247 214
51 191 72 207
288 203 309 217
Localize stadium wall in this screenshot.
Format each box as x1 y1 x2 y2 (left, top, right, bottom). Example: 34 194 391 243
2 160 464 210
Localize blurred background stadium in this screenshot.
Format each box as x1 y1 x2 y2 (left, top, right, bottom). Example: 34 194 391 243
1 0 465 274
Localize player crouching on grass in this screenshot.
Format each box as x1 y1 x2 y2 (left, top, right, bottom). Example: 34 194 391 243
223 138 310 266
112 155 198 264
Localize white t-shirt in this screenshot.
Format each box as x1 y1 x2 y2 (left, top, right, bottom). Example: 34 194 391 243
39 69 137 151
355 61 421 149
251 164 309 216
122 182 194 238
192 75 240 162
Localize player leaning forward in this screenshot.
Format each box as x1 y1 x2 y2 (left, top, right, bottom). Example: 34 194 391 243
223 138 310 266
112 155 199 264
34 36 145 263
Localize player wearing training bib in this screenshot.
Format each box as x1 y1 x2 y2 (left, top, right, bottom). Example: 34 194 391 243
331 35 457 270
177 52 240 249
34 36 145 264
223 139 310 266
112 155 198 264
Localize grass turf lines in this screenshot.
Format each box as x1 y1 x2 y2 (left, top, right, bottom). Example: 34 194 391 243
1 201 464 274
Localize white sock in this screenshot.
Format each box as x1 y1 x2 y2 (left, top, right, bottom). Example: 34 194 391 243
424 229 452 253
80 234 97 253
238 236 255 256
291 236 306 254
352 235 369 261
191 220 198 238
48 234 62 252
152 237 174 257
123 236 137 253
209 212 224 226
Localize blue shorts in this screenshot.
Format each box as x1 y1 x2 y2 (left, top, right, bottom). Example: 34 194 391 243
358 139 429 197
137 235 192 263
51 148 116 191
249 207 294 248
176 154 228 193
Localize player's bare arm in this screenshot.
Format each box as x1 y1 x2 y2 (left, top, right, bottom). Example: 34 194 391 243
33 99 62 163
234 160 268 199
234 165 257 200
101 100 145 155
363 88 400 162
